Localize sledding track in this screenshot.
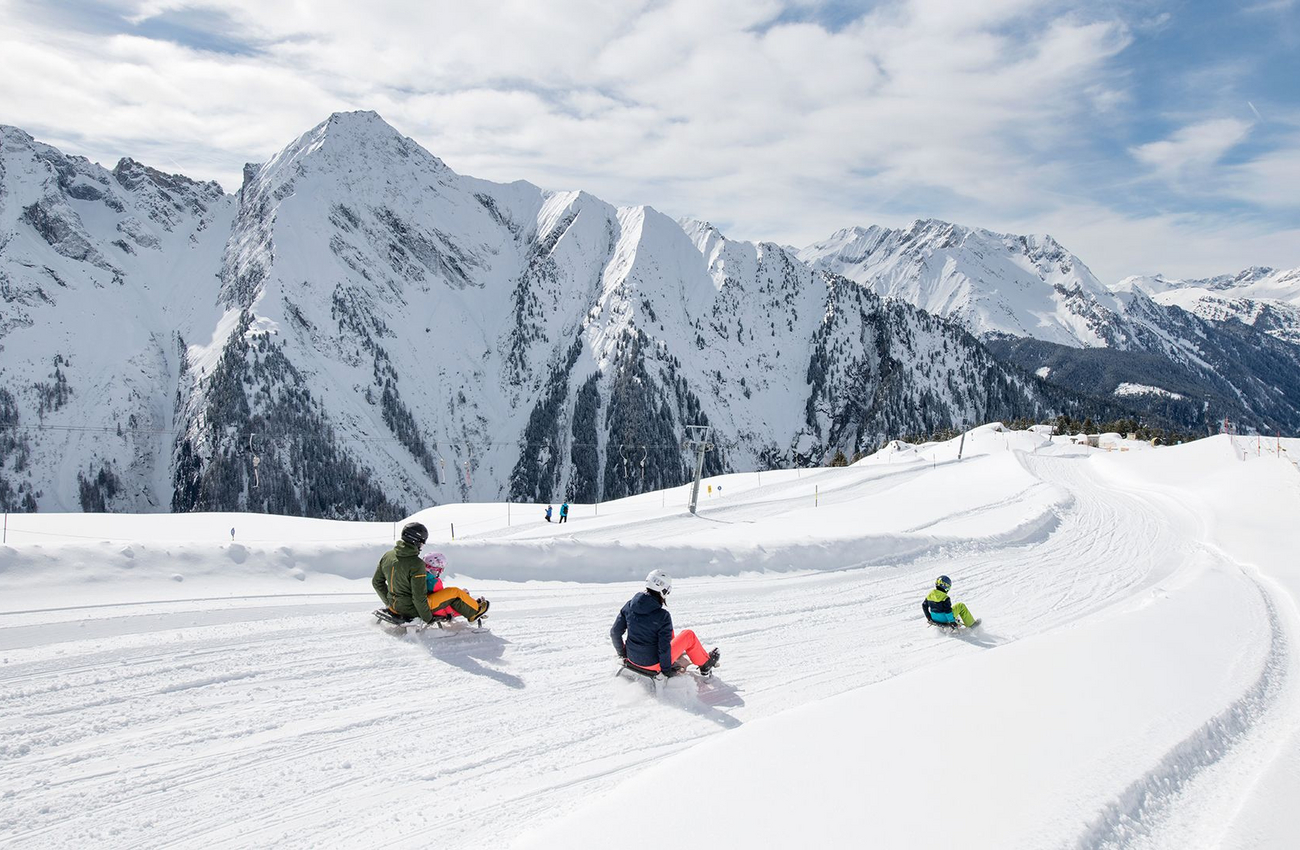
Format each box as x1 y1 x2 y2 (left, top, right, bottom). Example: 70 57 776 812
1 444 1296 849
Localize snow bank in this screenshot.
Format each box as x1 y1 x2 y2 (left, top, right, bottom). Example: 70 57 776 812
0 429 1071 598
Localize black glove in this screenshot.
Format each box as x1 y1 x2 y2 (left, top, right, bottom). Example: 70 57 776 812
661 667 676 678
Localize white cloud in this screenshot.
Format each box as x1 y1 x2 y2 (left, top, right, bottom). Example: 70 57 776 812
1222 142 1300 208
1131 118 1253 184
1 0 1297 281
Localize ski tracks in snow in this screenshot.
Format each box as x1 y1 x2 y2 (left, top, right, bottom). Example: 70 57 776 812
0 448 1294 848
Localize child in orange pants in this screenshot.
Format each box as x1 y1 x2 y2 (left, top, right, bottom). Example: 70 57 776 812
422 552 489 622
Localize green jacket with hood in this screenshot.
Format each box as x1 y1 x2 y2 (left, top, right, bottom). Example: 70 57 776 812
372 539 433 622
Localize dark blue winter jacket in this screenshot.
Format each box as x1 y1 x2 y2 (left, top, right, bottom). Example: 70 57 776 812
611 591 673 672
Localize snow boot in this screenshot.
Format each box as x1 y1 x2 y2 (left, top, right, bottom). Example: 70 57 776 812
467 597 490 623
698 647 721 676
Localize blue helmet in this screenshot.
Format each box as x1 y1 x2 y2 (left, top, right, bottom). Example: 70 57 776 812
935 575 952 592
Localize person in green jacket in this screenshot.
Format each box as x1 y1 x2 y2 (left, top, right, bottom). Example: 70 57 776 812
922 575 979 627
372 522 436 624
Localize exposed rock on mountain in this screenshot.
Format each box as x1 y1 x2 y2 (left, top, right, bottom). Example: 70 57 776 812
0 113 1287 516
802 220 1300 435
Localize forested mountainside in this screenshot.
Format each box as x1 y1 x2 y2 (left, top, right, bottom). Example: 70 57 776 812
803 221 1300 435
1 112 1287 516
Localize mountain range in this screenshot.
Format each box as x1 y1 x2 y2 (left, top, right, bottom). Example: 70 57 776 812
1 111 1295 516
802 221 1300 436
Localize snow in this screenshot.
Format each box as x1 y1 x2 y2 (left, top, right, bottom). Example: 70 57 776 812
1115 381 1185 400
1116 268 1300 345
800 221 1124 348
3 428 1299 848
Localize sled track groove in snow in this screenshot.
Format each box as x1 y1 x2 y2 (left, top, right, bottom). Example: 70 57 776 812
1074 577 1292 849
0 448 1280 849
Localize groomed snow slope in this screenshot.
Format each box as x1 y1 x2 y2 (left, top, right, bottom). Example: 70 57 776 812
1 427 1298 849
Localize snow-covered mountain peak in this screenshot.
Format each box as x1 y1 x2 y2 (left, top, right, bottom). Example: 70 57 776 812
4 114 1298 518
0 123 37 148
1114 265 1300 345
255 110 449 196
1195 266 1281 291
111 157 224 199
799 218 1122 347
677 217 731 260
677 216 721 241
1116 267 1299 301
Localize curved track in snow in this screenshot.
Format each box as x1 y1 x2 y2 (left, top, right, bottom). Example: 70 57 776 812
0 445 1295 849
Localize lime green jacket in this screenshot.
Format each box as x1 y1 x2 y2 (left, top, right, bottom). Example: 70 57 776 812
372 540 433 622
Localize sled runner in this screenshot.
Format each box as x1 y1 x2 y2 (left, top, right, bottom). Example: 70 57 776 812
373 608 488 633
924 616 981 631
615 656 718 689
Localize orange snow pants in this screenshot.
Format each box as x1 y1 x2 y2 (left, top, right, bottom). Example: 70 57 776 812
426 587 480 619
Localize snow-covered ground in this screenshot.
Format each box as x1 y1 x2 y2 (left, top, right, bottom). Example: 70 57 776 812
2 425 1299 849
1114 381 1185 400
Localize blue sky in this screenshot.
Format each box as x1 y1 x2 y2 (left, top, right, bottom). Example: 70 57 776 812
1 0 1296 281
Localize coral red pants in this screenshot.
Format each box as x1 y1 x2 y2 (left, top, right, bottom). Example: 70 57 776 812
629 629 710 672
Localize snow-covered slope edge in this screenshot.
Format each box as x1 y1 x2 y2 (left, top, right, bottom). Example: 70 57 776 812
5 431 1298 848
515 437 1300 850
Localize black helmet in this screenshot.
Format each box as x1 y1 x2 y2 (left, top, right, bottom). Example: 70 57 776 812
400 522 429 546
936 575 952 592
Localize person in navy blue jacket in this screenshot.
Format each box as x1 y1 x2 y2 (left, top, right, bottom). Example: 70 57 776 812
611 570 721 677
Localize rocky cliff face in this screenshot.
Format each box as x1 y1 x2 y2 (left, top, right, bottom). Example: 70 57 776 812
799 220 1131 348
0 123 234 513
1116 267 1300 346
801 219 1300 435
0 113 1286 516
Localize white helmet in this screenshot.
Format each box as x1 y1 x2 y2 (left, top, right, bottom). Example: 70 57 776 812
421 551 447 576
645 569 672 597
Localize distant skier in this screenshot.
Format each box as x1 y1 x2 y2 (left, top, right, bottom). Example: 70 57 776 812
922 575 979 628
611 569 721 677
545 505 553 523
559 501 569 524
421 551 489 623
372 522 488 625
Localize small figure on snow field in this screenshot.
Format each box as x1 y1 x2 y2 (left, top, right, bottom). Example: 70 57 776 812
372 522 489 627
545 505 553 523
611 569 721 678
921 574 979 629
559 501 569 524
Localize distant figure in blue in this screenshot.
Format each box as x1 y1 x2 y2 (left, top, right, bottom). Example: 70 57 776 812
922 575 979 628
545 505 553 523
559 501 569 524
